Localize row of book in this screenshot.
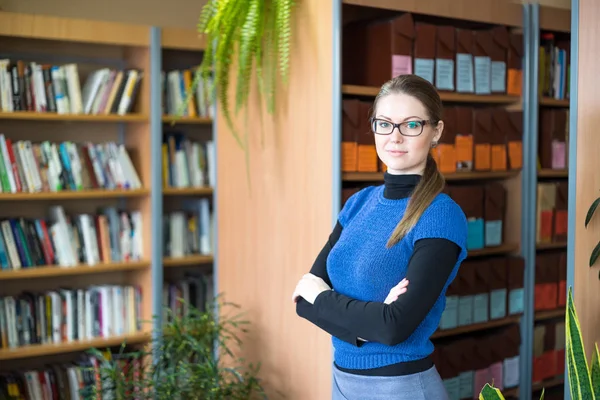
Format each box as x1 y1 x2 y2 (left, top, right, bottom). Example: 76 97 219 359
162 68 214 118
163 199 213 258
0 61 142 116
342 99 523 174
0 284 142 350
533 319 565 383
0 206 143 271
446 183 508 250
539 108 569 171
163 273 215 323
343 13 523 95
0 351 142 399
535 251 567 312
440 256 524 330
540 35 570 100
536 181 568 244
163 132 215 189
434 325 521 398
0 137 142 194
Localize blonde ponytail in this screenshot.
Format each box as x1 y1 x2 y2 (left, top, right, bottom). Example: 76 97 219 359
385 153 445 248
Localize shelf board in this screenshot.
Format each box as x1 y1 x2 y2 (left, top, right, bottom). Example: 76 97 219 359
468 243 519 258
539 97 569 107
0 260 150 281
532 376 564 392
162 116 213 125
535 308 565 322
538 169 568 179
0 332 150 361
342 85 520 104
163 187 213 196
0 111 148 122
341 0 523 27
163 254 214 267
536 241 567 251
432 315 521 339
0 188 150 201
343 170 520 183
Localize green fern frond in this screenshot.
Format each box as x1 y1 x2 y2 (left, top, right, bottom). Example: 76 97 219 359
276 0 294 86
214 0 247 148
197 0 217 33
235 0 260 114
263 0 279 114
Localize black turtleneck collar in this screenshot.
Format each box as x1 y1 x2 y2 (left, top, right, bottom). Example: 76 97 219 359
383 172 421 200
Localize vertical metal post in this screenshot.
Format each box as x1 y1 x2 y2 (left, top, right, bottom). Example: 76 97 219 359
565 0 579 397
332 0 342 222
519 3 538 399
149 26 164 348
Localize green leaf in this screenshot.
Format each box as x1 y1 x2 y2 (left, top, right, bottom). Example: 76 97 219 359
478 383 505 400
539 388 545 400
590 240 600 267
592 343 600 398
566 287 595 399
585 197 600 228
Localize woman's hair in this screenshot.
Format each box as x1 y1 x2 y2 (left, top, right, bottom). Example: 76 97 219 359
370 74 446 248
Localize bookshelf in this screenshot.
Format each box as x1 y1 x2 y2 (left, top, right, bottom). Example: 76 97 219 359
158 26 216 330
530 5 571 399
0 13 154 379
339 3 527 398
0 13 213 396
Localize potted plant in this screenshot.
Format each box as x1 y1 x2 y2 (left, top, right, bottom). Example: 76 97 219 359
479 287 600 399
82 297 266 400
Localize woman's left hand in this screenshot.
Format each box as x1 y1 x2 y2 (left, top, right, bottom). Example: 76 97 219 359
292 273 331 304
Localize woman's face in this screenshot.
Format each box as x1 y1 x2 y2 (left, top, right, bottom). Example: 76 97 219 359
372 92 443 175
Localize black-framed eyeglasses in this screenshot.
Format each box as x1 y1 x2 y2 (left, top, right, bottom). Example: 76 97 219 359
370 118 431 137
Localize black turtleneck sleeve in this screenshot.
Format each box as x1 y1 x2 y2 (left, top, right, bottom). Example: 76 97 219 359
295 222 364 346
296 221 461 347
313 237 460 346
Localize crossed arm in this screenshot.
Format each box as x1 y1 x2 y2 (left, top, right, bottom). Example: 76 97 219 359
295 221 461 347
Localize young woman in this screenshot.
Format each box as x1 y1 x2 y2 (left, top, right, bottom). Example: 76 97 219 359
292 74 469 400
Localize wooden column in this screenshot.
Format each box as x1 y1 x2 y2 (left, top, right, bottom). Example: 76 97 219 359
573 0 600 363
216 1 335 399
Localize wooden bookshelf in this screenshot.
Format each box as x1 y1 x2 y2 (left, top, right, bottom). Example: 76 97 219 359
539 97 569 107
535 308 565 322
163 187 213 196
0 111 148 122
342 85 521 104
0 188 150 201
0 332 150 361
160 26 216 341
0 260 150 280
432 315 521 339
532 8 571 398
163 254 214 268
162 116 212 125
536 241 567 250
343 170 520 182
538 168 568 178
468 244 520 257
0 11 154 373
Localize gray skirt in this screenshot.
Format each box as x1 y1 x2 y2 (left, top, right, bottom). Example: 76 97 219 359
332 364 450 400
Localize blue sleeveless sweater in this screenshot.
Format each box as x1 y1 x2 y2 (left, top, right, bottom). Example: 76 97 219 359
326 185 468 370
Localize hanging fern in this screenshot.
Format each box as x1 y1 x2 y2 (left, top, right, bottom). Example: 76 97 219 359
188 0 297 152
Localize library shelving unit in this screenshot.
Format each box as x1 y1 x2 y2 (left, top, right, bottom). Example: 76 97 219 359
0 11 155 378
529 4 571 399
0 14 217 395
339 1 528 399
158 27 216 326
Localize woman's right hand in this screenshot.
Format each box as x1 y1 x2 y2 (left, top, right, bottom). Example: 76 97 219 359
384 278 409 304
